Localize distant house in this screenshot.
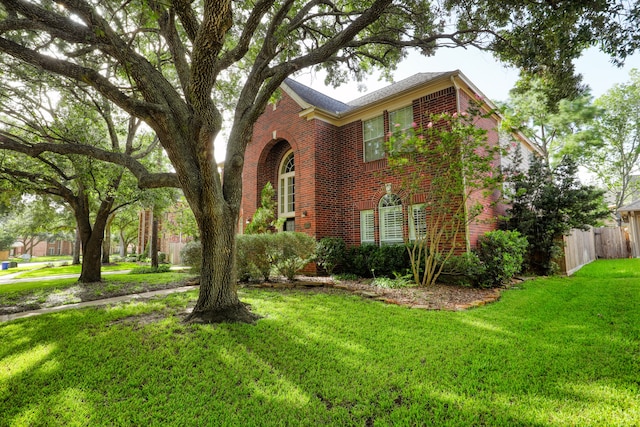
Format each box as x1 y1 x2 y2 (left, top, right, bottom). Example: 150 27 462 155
241 71 535 253
618 199 640 258
138 205 192 264
10 239 74 258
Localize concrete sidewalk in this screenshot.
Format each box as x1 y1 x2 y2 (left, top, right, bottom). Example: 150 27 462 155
0 285 198 322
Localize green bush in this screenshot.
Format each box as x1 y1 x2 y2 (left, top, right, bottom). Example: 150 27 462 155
158 252 168 264
369 244 410 278
271 232 316 280
438 252 485 287
180 241 202 274
475 230 528 287
315 237 347 275
129 265 172 274
372 272 415 289
236 234 272 282
344 244 379 278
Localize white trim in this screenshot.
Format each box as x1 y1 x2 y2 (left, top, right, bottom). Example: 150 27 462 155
278 151 295 218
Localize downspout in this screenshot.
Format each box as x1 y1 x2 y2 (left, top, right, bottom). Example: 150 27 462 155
451 75 472 253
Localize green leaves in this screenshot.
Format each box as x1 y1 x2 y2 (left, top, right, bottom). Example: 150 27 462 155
506 155 609 275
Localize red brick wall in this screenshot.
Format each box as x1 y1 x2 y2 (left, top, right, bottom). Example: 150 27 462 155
458 90 505 248
242 82 504 254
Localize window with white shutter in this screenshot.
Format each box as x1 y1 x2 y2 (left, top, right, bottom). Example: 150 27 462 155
360 210 375 244
379 194 403 245
409 204 427 241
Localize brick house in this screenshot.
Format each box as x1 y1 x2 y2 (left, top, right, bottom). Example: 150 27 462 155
241 70 534 252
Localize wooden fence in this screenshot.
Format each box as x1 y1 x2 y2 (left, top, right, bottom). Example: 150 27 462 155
561 227 630 275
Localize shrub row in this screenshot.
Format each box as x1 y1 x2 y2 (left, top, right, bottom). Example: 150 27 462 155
181 230 527 288
331 230 527 287
180 232 317 281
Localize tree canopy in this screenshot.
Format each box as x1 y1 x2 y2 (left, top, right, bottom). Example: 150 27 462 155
566 69 640 209
0 0 638 323
501 78 600 166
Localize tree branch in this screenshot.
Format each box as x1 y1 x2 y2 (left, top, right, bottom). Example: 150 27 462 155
0 134 180 189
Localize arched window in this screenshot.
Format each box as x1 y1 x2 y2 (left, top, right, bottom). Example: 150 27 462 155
379 193 403 244
279 151 295 230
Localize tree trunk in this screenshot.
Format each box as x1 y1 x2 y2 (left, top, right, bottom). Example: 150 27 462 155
72 227 81 265
151 215 159 268
119 230 126 257
101 214 113 264
186 207 259 324
79 229 104 282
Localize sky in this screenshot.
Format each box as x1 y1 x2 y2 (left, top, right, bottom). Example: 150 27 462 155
292 46 640 105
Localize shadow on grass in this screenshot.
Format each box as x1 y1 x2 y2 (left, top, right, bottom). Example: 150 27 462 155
0 262 638 426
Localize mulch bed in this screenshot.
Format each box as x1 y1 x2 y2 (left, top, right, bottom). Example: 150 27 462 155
245 276 508 311
1 275 512 316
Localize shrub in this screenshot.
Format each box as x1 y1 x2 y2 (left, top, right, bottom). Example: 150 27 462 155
129 265 172 274
438 252 485 287
158 252 168 264
372 272 415 289
475 230 528 287
344 244 379 278
369 244 410 278
180 241 202 274
236 234 272 282
271 232 316 280
315 237 347 275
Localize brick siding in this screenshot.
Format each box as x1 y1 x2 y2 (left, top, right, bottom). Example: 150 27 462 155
242 81 505 255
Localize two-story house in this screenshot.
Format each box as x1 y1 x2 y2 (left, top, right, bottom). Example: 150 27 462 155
241 70 534 252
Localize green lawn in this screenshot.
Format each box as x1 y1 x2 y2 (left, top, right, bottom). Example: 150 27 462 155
11 262 140 279
1 259 638 426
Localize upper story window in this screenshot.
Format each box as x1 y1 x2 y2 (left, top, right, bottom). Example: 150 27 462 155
279 151 295 218
389 106 413 131
389 105 414 152
363 115 384 162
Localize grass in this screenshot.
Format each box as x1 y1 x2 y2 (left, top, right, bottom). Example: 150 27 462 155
12 262 140 279
1 259 639 426
0 273 190 308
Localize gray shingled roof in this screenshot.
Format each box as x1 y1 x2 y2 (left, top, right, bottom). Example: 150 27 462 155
618 199 640 212
284 71 457 115
346 72 456 107
283 78 351 114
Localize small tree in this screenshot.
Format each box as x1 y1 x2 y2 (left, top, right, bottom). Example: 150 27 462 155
245 182 284 234
505 155 609 275
386 106 502 286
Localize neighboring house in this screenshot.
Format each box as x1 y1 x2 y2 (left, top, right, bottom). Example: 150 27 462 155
138 207 192 264
10 239 74 258
241 70 535 252
618 200 640 258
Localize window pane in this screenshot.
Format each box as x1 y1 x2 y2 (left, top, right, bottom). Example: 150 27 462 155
279 177 285 214
363 116 384 162
380 207 403 244
389 106 413 131
287 176 295 212
360 210 375 243
409 204 427 240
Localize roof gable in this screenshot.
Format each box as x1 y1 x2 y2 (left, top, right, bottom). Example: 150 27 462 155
282 71 459 115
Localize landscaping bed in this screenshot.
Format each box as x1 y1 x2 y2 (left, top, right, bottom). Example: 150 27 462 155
248 276 507 311
0 273 508 316
0 273 196 315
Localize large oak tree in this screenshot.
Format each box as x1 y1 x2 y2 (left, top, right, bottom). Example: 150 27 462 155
0 0 636 323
